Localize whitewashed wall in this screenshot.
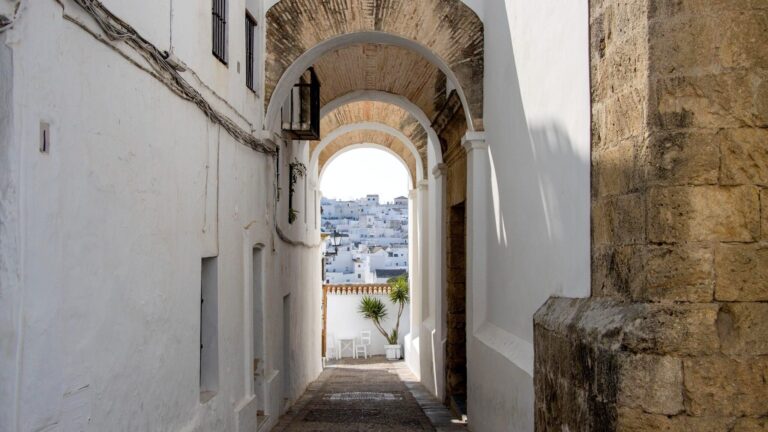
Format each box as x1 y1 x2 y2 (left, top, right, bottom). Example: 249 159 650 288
465 0 591 431
326 293 411 357
0 1 321 431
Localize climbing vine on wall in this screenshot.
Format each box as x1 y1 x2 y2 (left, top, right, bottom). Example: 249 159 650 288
288 159 306 224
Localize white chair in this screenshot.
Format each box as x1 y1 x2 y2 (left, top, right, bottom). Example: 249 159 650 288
326 333 338 360
355 330 371 359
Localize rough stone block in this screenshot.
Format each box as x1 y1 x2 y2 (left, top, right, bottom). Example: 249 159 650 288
715 243 768 301
592 193 645 246
651 72 761 131
733 418 768 432
648 13 718 75
647 186 760 242
642 245 714 302
622 303 720 356
602 87 648 145
616 407 733 432
592 245 643 299
718 303 768 356
592 144 638 197
763 188 768 239
683 356 768 416
618 354 683 415
641 131 720 187
720 129 768 187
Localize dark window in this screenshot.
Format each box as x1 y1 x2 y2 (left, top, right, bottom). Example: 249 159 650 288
245 13 257 91
212 0 227 64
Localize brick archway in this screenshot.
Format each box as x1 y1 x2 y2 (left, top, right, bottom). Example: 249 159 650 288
265 0 484 131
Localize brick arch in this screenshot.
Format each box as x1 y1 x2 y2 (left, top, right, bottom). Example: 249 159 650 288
265 0 484 130
315 128 419 187
313 44 446 122
314 100 429 174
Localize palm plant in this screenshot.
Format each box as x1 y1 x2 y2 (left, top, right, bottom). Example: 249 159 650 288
358 276 409 345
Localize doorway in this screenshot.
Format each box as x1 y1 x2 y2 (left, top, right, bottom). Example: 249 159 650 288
445 201 467 415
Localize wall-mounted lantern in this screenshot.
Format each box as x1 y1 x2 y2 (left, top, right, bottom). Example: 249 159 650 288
281 67 321 140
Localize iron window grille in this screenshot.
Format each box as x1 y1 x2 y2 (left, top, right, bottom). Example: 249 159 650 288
281 68 321 140
212 0 227 64
245 13 257 91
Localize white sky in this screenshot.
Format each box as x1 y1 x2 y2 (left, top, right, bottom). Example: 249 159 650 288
320 148 410 203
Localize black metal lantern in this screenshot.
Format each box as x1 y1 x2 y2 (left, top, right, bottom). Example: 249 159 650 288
281 67 321 140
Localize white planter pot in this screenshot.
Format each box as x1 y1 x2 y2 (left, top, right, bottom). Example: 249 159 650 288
385 344 402 360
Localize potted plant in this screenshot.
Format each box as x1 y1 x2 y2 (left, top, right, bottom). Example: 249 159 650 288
358 275 409 360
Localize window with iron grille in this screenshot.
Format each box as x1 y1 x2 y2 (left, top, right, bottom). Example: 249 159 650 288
245 13 257 91
212 0 227 64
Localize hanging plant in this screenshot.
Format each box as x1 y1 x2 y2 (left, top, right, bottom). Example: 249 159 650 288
288 159 306 224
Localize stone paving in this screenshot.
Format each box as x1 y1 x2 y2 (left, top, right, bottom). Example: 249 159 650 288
272 356 466 431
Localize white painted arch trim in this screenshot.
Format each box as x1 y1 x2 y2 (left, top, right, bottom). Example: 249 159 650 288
265 31 476 135
321 90 443 165
309 121 425 182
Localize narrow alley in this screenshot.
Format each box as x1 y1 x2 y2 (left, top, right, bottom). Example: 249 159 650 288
273 358 465 432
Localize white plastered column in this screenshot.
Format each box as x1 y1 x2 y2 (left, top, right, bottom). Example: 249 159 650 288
405 188 421 379
426 163 446 399
462 132 488 340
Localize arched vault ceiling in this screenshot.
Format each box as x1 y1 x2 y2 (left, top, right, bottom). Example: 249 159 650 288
319 130 417 186
313 101 429 172
266 0 484 128
313 44 446 121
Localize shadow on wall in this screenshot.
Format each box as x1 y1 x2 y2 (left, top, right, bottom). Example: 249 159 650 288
484 0 590 340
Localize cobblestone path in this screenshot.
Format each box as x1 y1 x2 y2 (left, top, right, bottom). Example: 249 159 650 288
272 357 466 431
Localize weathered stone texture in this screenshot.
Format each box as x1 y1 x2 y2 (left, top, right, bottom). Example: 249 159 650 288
647 186 760 243
615 408 733 432
714 243 768 301
617 355 683 415
683 356 768 417
720 129 768 187
717 303 768 356
733 418 768 432
539 1 768 429
642 245 713 302
762 188 767 239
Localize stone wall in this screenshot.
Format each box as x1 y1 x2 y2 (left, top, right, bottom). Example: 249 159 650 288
535 0 768 430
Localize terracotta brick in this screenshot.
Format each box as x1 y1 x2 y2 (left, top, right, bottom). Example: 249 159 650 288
313 99 429 181
618 355 683 415
718 303 768 356
318 130 417 186
683 356 768 417
720 128 768 187
265 0 484 123
641 245 714 302
647 186 760 243
715 243 768 301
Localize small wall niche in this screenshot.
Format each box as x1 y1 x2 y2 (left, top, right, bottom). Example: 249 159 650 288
200 256 219 402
